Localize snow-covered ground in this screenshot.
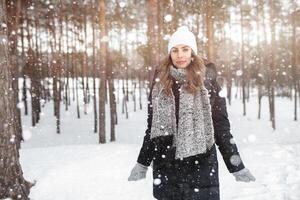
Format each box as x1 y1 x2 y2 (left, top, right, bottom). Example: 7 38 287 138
19 86 300 200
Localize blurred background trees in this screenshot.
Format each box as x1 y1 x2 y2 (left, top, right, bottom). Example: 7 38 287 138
1 0 300 140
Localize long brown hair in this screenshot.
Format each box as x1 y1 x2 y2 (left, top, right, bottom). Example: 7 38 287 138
156 52 206 96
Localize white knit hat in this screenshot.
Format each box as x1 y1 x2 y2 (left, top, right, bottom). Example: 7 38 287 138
168 26 197 55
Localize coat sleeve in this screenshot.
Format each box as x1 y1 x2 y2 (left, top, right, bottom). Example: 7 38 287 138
136 69 158 166
205 67 245 173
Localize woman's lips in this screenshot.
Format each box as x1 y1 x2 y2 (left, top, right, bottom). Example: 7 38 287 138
176 61 186 65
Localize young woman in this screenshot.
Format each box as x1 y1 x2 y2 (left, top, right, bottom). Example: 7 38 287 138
128 26 255 200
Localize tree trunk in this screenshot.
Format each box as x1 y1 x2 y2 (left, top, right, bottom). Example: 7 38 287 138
92 7 98 133
0 2 33 198
20 20 28 116
107 52 116 141
138 70 142 110
125 29 129 102
53 16 61 134
84 12 90 106
240 3 246 116
75 34 81 119
157 0 164 60
25 13 40 128
205 0 214 61
6 0 23 145
133 82 137 112
99 0 107 143
256 0 263 119
34 19 42 124
291 10 298 121
146 0 159 82
122 79 128 118
65 14 70 111
226 15 233 105
269 0 276 129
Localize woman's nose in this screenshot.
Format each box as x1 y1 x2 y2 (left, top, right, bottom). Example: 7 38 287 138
178 51 183 58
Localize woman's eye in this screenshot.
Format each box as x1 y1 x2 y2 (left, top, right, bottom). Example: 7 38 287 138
183 49 189 52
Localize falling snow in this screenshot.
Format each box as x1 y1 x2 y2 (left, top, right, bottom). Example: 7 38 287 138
236 70 243 76
164 14 172 22
153 178 161 185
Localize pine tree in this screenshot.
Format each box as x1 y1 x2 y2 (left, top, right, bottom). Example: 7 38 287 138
0 1 33 198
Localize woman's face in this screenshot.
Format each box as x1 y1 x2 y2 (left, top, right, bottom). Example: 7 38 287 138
170 44 193 69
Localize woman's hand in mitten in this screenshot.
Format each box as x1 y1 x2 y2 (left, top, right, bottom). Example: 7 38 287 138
128 163 148 181
232 168 256 182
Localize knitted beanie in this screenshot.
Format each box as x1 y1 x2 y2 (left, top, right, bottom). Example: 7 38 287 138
168 26 197 55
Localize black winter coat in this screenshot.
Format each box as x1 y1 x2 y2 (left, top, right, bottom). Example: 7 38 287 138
137 63 245 200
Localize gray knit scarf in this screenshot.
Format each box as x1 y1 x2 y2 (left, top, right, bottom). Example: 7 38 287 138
150 65 215 159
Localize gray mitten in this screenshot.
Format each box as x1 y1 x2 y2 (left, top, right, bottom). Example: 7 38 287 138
232 168 256 182
128 163 148 181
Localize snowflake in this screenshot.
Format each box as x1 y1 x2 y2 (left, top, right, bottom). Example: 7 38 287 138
153 178 161 185
164 14 172 22
236 70 243 76
119 1 126 8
